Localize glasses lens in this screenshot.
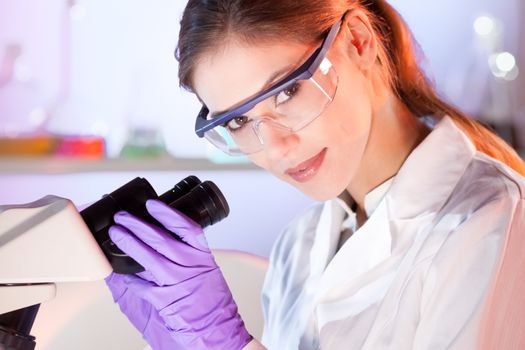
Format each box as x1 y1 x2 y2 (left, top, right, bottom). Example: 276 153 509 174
204 122 262 155
204 57 338 155
274 58 338 130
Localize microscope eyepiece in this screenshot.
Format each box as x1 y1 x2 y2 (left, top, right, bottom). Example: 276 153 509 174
80 176 229 274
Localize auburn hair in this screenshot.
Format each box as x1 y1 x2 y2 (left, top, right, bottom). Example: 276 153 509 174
176 0 525 175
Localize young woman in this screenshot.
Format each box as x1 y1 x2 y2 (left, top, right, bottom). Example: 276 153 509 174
105 0 525 349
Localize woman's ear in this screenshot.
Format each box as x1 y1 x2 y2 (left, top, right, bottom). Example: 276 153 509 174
339 10 378 71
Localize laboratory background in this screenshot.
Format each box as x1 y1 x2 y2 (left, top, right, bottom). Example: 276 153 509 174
0 0 524 349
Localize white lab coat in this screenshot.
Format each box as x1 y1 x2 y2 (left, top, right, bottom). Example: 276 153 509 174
260 116 525 349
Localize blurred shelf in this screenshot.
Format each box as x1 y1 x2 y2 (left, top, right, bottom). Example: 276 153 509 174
0 156 258 174
2 150 522 174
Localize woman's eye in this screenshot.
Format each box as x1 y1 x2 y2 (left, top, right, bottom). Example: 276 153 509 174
275 82 300 106
224 116 249 131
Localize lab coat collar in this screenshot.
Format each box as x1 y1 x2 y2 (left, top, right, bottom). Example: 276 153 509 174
336 177 395 219
309 194 393 303
386 115 476 220
385 116 476 255
364 178 395 217
313 178 394 281
308 200 346 280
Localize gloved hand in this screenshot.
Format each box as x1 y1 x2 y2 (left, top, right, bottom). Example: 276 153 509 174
105 199 253 350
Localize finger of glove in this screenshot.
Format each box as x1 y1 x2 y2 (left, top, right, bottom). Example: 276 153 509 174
146 199 210 252
123 272 216 312
114 211 214 268
158 271 232 325
109 224 205 286
122 274 183 311
134 267 217 287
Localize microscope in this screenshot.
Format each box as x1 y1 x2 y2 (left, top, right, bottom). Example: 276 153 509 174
0 176 229 350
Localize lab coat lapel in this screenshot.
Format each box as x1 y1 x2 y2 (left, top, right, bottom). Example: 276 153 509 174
314 200 394 328
317 200 392 298
308 200 345 282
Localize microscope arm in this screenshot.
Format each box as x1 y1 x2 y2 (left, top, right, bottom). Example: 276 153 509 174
0 195 112 313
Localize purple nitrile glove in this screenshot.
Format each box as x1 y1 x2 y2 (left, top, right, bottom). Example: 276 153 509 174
106 199 253 350
105 273 174 350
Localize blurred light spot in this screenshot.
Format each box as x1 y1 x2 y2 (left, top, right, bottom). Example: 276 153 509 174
495 52 516 73
489 52 519 81
474 16 495 36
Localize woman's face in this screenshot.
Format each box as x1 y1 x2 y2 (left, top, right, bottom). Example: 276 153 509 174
193 35 375 201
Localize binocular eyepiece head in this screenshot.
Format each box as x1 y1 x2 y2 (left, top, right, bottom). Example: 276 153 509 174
80 176 229 274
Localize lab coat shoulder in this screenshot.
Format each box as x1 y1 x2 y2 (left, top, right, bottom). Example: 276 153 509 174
473 151 525 198
471 152 525 349
432 151 523 226
412 152 525 349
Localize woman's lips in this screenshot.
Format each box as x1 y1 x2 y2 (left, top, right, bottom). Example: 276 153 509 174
285 148 327 183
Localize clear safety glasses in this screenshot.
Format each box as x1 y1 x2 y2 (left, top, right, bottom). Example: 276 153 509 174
194 15 343 156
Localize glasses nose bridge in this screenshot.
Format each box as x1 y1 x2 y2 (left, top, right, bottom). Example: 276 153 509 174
247 99 290 140
252 118 297 151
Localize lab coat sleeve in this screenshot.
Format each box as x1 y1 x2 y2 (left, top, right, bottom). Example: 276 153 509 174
260 237 283 341
260 222 303 348
412 195 521 349
478 198 525 349
260 223 298 349
260 203 323 349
